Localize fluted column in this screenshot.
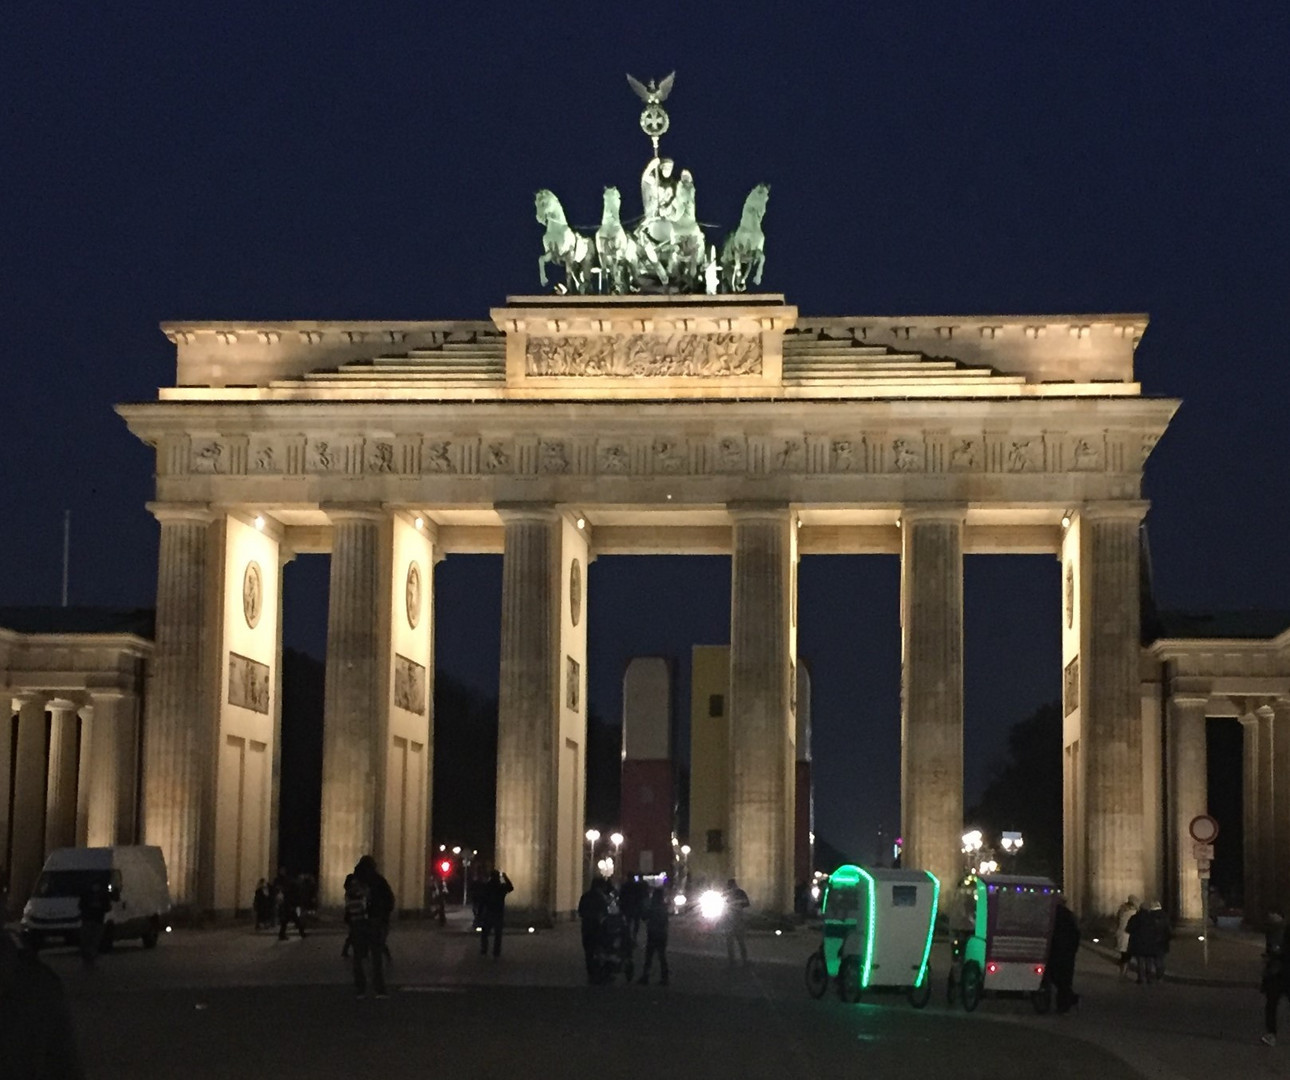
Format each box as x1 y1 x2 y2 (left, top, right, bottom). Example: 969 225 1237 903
8 693 48 917
495 506 561 921
1257 704 1277 920
1168 694 1208 919
1272 699 1290 918
45 699 80 854
728 505 794 915
75 704 93 845
320 509 385 905
84 690 133 847
143 505 216 908
1080 503 1146 915
1242 715 1263 919
900 506 965 900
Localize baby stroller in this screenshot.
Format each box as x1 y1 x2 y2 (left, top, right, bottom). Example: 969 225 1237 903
591 906 635 984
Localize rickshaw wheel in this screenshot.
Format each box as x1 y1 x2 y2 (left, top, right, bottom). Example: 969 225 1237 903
908 972 932 1009
1031 983 1052 1014
960 962 983 1012
837 956 863 1003
805 951 829 999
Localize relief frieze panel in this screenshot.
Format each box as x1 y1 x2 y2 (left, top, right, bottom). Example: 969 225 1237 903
652 437 689 475
525 333 762 377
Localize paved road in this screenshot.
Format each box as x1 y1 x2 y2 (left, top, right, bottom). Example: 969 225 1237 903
25 916 1290 1079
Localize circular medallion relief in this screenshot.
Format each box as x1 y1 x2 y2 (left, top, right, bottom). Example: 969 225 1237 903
242 561 263 629
569 558 582 627
406 561 422 629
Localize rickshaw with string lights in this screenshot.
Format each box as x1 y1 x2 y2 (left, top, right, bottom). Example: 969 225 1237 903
804 865 939 1007
946 873 1058 1013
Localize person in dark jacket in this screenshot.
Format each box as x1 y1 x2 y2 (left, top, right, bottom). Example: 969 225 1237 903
275 867 307 940
637 885 670 986
1126 901 1164 985
1262 914 1288 1046
77 880 109 966
1145 900 1172 982
1046 894 1081 1014
621 876 646 942
0 928 85 1078
349 854 396 998
477 870 514 958
253 878 274 930
577 877 609 981
723 878 750 965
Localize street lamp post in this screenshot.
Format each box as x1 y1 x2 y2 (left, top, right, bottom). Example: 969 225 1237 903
585 829 600 887
610 831 624 881
460 848 476 908
1000 831 1024 865
961 829 984 875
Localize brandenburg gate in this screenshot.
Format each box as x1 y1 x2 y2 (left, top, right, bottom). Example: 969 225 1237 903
117 295 1176 921
115 75 1177 922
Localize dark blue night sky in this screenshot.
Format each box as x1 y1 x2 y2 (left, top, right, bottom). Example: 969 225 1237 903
4 3 1288 860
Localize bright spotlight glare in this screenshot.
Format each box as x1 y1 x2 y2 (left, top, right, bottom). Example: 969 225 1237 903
673 893 686 908
698 890 727 921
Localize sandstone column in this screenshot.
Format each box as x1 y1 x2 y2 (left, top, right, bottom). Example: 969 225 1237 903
1078 503 1147 915
900 506 965 901
143 505 216 909
495 506 561 922
8 693 48 916
728 504 794 915
44 699 80 854
84 690 134 847
1272 698 1290 918
1256 704 1277 920
320 508 386 905
1167 693 1208 920
1242 714 1263 920
75 703 93 845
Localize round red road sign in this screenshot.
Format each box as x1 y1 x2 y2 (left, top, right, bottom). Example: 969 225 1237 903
1189 814 1220 844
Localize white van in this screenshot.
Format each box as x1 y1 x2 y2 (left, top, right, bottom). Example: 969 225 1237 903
22 846 171 951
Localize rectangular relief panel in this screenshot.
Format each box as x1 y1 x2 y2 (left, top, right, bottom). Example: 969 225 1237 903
228 653 271 714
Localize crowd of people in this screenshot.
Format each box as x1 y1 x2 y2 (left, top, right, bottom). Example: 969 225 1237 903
1113 895 1174 984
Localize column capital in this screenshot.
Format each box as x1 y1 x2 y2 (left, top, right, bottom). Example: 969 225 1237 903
148 501 216 526
899 503 967 526
46 697 78 713
1077 500 1150 524
726 500 790 521
77 704 94 722
10 690 46 711
87 686 129 704
322 503 386 525
1169 693 1211 710
494 502 560 524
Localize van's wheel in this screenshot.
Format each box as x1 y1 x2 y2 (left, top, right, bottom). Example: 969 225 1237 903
141 919 160 949
837 955 863 1003
1031 983 1052 1014
908 970 932 1009
960 962 983 1012
805 950 828 999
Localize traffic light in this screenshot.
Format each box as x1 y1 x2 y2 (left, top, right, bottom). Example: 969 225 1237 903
438 858 453 878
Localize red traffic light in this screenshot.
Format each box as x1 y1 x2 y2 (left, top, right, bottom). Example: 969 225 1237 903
438 859 453 877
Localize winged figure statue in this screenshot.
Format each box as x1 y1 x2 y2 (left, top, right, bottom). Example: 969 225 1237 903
626 72 675 105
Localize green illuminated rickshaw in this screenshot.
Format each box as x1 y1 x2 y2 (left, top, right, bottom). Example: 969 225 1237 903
804 865 939 1007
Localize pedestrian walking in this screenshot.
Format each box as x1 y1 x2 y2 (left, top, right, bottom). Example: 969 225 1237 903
253 878 274 931
637 885 670 986
347 855 395 999
1145 900 1172 982
1114 895 1139 978
1046 894 1081 1014
477 869 513 958
275 867 307 940
621 875 645 942
1263 913 1288 1046
1126 901 1164 985
77 881 108 967
723 878 750 965
0 928 86 1079
578 877 609 982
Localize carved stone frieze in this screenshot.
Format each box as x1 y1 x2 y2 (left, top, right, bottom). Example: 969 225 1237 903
773 438 805 472
251 442 280 473
228 652 270 714
394 654 426 715
540 440 570 474
483 440 513 473
652 437 688 474
422 441 455 474
308 440 338 473
890 437 924 473
525 333 762 377
830 438 862 472
597 441 631 474
716 437 746 472
1069 436 1104 471
367 440 396 474
191 440 224 474
948 438 979 471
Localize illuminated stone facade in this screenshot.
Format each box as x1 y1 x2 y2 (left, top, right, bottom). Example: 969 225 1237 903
116 293 1182 919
